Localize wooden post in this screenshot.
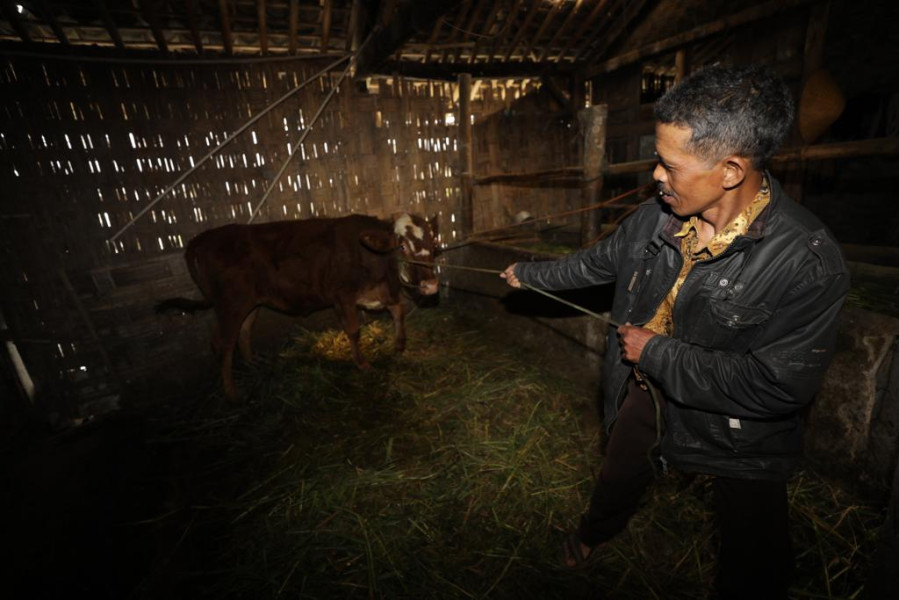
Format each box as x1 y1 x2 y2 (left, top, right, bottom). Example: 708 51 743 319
785 1 831 203
458 73 474 237
674 48 687 84
579 104 607 245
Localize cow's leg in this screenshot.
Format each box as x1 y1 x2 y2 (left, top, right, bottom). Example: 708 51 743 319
237 307 259 363
217 304 253 400
334 301 370 369
388 302 406 353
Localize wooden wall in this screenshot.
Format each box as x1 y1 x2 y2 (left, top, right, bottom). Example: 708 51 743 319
0 55 578 421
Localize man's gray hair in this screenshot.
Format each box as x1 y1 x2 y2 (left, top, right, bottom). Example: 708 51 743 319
654 65 795 169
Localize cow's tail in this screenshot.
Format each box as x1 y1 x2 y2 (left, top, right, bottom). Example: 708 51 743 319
155 297 213 314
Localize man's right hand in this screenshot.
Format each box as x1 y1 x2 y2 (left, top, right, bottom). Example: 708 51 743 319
500 263 521 288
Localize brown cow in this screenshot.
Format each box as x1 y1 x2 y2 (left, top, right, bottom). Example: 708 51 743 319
156 213 439 399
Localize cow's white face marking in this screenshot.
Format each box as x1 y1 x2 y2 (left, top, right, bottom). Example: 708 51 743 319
394 213 424 241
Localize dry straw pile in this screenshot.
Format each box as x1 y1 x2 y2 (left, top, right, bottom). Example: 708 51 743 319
139 308 884 599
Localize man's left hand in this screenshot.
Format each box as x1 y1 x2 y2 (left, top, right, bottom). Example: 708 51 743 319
617 323 657 363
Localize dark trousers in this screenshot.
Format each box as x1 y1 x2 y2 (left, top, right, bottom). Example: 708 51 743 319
577 380 793 600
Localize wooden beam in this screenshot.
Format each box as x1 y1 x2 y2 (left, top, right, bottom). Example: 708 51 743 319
35 0 69 46
1 1 31 44
218 0 233 55
321 0 333 52
288 0 299 55
355 0 466 77
582 0 819 78
184 0 203 53
139 0 168 54
257 0 268 55
93 0 124 51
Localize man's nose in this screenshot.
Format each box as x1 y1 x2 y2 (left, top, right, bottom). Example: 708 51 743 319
652 162 666 183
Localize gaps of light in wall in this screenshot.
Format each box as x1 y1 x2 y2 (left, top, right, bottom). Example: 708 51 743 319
225 181 231 195
189 155 195 168
444 113 456 126
375 111 383 128
12 165 19 177
301 144 307 161
324 141 329 154
136 159 142 173
255 152 264 166
312 144 318 159
282 117 289 133
157 237 165 250
135 237 141 252
252 131 258 145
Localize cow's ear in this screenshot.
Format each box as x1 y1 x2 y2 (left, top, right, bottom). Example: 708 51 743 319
359 229 398 253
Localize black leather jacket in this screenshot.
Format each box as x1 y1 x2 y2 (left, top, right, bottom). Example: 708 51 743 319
515 176 849 480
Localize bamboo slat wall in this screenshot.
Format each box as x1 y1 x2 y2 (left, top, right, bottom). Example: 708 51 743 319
0 55 577 419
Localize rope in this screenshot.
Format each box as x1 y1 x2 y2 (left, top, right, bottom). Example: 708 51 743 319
405 256 665 472
403 259 620 328
108 54 350 242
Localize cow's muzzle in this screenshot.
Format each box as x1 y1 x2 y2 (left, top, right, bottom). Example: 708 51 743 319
419 278 439 295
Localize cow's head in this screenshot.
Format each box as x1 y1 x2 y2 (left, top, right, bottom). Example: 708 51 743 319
393 213 439 296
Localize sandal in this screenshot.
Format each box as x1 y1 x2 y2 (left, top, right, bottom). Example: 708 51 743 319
559 532 599 570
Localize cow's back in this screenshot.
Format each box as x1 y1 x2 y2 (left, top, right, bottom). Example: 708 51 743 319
186 215 399 314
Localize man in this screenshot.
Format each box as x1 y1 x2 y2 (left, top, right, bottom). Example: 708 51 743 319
501 65 849 599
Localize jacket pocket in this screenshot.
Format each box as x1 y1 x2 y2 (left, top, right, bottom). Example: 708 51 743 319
702 300 772 350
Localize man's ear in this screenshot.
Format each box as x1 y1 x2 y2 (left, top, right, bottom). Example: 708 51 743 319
359 230 398 253
722 156 749 190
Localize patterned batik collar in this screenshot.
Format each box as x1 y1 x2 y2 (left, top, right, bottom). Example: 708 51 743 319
674 177 771 258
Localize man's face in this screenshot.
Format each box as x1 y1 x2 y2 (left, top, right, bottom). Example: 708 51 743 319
653 123 727 217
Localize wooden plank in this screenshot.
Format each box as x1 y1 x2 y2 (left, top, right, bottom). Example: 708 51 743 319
184 0 203 53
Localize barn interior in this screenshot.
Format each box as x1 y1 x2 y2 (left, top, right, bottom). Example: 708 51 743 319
1 1 898 598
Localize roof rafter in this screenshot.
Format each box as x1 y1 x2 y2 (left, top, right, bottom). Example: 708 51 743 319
139 0 168 55
217 0 234 55
257 0 268 54
356 0 466 76
521 2 564 62
555 0 609 63
467 0 503 64
501 1 541 62
321 0 333 51
581 0 648 64
34 0 68 46
183 0 203 53
93 0 124 51
538 0 588 62
288 0 299 55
